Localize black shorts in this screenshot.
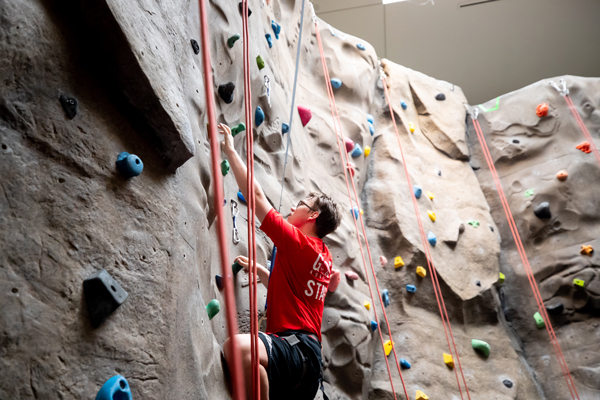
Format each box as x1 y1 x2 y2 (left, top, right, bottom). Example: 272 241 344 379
259 330 323 400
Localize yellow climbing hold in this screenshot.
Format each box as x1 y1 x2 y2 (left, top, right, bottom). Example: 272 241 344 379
498 272 505 283
408 122 415 133
360 208 364 215
364 300 371 311
416 390 429 400
416 266 427 278
427 191 435 200
384 340 394 356
364 146 371 157
427 210 436 222
574 279 585 287
394 256 404 269
443 353 454 368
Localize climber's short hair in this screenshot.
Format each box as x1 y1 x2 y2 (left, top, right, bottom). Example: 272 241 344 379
306 192 342 239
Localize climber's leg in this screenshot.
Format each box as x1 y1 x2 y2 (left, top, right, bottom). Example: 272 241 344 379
223 333 269 400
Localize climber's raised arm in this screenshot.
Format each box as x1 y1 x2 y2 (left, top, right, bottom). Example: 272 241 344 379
218 123 273 222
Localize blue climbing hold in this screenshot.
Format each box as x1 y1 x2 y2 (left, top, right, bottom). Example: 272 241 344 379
406 284 417 293
237 191 246 203
413 185 423 199
331 78 342 89
271 20 281 39
370 320 378 332
400 359 411 369
401 101 408 110
265 33 273 48
427 231 437 246
366 114 374 124
116 152 143 177
282 123 290 134
255 106 265 127
96 375 132 400
351 206 359 219
356 43 366 50
215 274 224 291
368 122 375 136
382 289 390 308
351 144 363 158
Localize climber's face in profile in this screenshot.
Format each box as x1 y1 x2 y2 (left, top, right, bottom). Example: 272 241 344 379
287 197 319 227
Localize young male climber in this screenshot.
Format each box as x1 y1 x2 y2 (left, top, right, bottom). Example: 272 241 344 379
218 123 341 400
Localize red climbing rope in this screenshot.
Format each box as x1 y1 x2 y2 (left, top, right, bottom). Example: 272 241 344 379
197 1 245 400
470 114 580 400
381 76 471 400
564 94 600 166
315 23 410 400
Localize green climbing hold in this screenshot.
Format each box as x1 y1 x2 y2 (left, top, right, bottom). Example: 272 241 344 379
525 189 534 197
206 299 220 320
232 260 243 275
256 55 265 70
533 311 545 329
471 339 490 357
231 123 246 137
221 160 230 176
468 220 480 227
228 34 241 48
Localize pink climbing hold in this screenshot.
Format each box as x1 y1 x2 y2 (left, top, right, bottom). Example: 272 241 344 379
347 162 356 177
345 271 359 280
345 137 354 152
328 269 341 292
298 105 312 127
380 255 388 266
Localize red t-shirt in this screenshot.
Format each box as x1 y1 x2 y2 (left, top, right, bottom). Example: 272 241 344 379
260 208 332 341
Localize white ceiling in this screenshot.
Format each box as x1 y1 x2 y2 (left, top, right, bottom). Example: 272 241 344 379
313 0 600 104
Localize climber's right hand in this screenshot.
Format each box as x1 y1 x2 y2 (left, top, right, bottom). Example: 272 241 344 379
218 123 235 156
234 255 250 273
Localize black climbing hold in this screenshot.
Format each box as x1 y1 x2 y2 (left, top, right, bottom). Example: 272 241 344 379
216 274 224 291
476 281 481 287
489 225 494 232
218 82 235 104
238 2 252 16
546 303 564 315
435 93 446 101
503 379 513 388
59 94 78 119
534 202 551 219
83 269 128 328
512 139 520 144
437 170 442 176
190 39 200 55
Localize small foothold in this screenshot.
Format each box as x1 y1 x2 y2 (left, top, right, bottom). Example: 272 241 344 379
426 191 434 200
221 160 230 176
400 359 411 369
443 353 454 368
232 261 243 275
271 20 281 39
360 208 363 215
382 289 390 307
476 280 481 287
351 144 363 158
351 206 360 219
536 103 549 117
459 223 465 234
330 78 342 89
437 169 442 176
215 275 224 291
84 269 129 329
218 82 235 104
394 256 404 269
471 339 490 357
227 34 241 48
416 266 426 278
116 152 144 178
206 299 220 320
556 170 568 181
368 122 375 136
328 269 341 292
408 122 415 133
427 210 436 222
380 256 388 266
190 39 200 55
59 94 78 119
237 191 246 203
231 123 246 137
383 340 394 356
265 33 273 48
297 105 312 126
366 114 374 124
364 300 371 311
370 320 378 332
580 245 593 256
546 303 564 315
238 2 251 16
256 55 265 70
413 185 423 199
345 271 359 281
364 146 371 157
498 272 505 284
468 220 480 227
281 123 290 134
347 162 356 177
96 375 132 400
533 202 551 219
406 284 417 293
435 93 446 101
533 311 545 329
356 43 366 50
573 278 585 287
415 390 429 400
576 141 592 153
345 137 354 152
255 106 265 127
524 189 534 197
400 101 408 110
427 231 437 246
503 379 513 388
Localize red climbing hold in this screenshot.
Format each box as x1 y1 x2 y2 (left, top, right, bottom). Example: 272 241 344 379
347 162 356 177
345 137 354 153
345 271 359 280
576 141 592 153
328 269 341 292
298 105 312 127
536 103 549 117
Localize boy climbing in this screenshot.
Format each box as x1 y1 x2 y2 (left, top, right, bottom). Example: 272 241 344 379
219 123 342 400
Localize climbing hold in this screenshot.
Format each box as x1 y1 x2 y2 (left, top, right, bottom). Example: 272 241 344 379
524 189 535 197
231 123 246 137
416 266 426 278
576 141 592 153
400 101 408 110
536 103 549 117
443 353 454 368
351 206 360 219
238 2 251 16
221 160 230 176
364 146 371 157
556 170 568 180
370 320 378 332
581 245 593 255
297 105 312 127
415 390 429 400
227 34 241 48
345 137 354 152
218 82 235 104
116 152 144 177
382 289 390 307
364 300 371 311
347 162 356 177
356 43 366 50
345 271 359 281
546 303 564 315
427 231 437 246
468 220 480 227
84 269 128 329
471 339 490 357
408 122 415 133
328 269 341 292
380 256 388 266
435 93 446 101
534 202 551 219
271 20 281 39
360 208 364 215
232 260 243 275
394 256 404 269
573 279 585 287
237 190 246 203
368 122 375 136
383 340 394 356
406 284 417 293
206 299 220 320
413 185 423 199
476 280 481 287
498 272 505 284
265 33 273 48
59 94 78 119
256 55 265 70
366 114 374 124
190 39 200 55
503 379 513 388
281 123 290 134
330 78 342 89
533 311 545 329
95 375 132 400
426 191 434 200
351 144 363 158
427 210 436 222
255 106 265 127
215 274 224 291
400 359 411 369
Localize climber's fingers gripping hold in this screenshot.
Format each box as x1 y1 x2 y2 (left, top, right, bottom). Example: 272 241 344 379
234 255 250 272
218 123 234 155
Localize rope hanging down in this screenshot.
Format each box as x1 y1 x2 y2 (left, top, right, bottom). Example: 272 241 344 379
468 107 580 400
381 75 471 400
197 1 245 399
315 18 410 400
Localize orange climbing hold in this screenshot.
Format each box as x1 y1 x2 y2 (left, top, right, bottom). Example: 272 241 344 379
556 170 568 181
576 141 592 153
581 245 594 256
536 103 549 117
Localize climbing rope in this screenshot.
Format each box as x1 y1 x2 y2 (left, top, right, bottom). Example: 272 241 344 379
314 18 410 400
197 1 244 399
467 106 580 400
381 75 471 400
